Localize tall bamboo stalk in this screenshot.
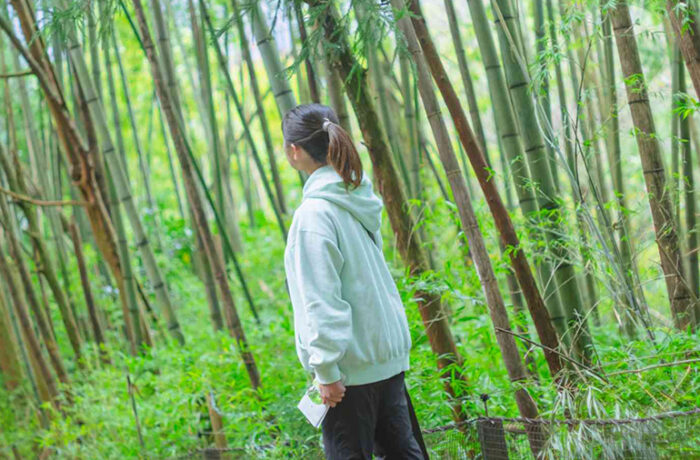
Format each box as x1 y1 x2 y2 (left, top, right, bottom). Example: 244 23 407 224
392 3 544 452
0 143 83 361
551 0 602 332
398 54 421 198
465 0 568 344
200 1 287 239
444 0 488 158
0 244 59 408
104 39 145 352
4 2 126 349
294 2 320 103
65 216 109 361
308 0 473 423
324 57 351 131
667 0 700 99
0 287 22 391
408 0 564 377
231 0 287 215
132 0 261 389
250 2 298 115
59 3 186 344
0 194 70 387
111 28 164 251
491 0 593 360
599 11 648 334
607 0 698 330
678 50 699 297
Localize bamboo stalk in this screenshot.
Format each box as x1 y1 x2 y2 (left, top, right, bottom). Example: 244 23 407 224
392 3 545 452
409 0 565 377
132 0 261 389
231 0 287 215
58 1 186 344
200 1 287 239
307 0 472 423
0 286 23 391
103 40 145 353
65 216 109 362
606 0 698 330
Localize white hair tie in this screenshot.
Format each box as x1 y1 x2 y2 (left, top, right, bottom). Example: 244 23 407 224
322 118 333 132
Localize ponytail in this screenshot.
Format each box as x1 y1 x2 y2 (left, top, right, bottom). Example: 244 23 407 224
282 103 364 189
324 119 363 188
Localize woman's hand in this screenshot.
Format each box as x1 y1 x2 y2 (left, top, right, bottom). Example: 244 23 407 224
319 380 346 407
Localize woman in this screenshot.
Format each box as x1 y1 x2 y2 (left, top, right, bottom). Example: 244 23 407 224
282 103 426 459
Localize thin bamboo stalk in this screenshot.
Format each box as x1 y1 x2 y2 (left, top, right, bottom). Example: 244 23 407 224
0 244 59 408
58 3 186 344
4 1 125 343
0 286 22 391
200 1 287 239
392 4 544 452
607 0 698 330
0 144 83 361
132 0 261 389
0 195 70 387
308 0 472 423
111 29 164 250
231 0 287 215
250 2 297 115
599 11 649 334
491 0 593 361
65 216 109 362
409 0 565 377
104 39 145 352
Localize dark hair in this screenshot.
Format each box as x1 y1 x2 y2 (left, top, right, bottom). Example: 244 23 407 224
282 103 363 188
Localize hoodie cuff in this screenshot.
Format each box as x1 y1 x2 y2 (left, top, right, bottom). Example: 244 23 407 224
314 363 342 384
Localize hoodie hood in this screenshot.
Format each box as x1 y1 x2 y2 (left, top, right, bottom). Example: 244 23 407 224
302 165 383 233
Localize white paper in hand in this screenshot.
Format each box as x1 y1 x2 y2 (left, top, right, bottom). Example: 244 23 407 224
298 386 329 428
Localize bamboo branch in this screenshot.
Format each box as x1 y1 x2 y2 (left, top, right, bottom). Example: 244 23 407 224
607 358 700 376
495 327 609 383
0 184 87 207
0 69 32 78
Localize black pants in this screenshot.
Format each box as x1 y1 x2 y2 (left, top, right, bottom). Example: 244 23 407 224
321 372 426 460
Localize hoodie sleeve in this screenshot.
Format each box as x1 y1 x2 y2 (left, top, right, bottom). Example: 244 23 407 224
289 229 351 384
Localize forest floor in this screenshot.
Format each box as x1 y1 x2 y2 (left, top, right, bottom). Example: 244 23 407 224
2 207 699 459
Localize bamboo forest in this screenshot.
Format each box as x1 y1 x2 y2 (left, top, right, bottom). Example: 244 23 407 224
1 0 700 458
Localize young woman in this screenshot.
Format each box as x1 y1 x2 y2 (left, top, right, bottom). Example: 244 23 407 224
282 103 426 459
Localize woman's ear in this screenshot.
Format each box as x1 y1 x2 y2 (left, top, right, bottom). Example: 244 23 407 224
290 144 301 161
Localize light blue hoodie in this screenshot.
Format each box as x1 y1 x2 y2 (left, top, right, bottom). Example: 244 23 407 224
284 165 412 386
